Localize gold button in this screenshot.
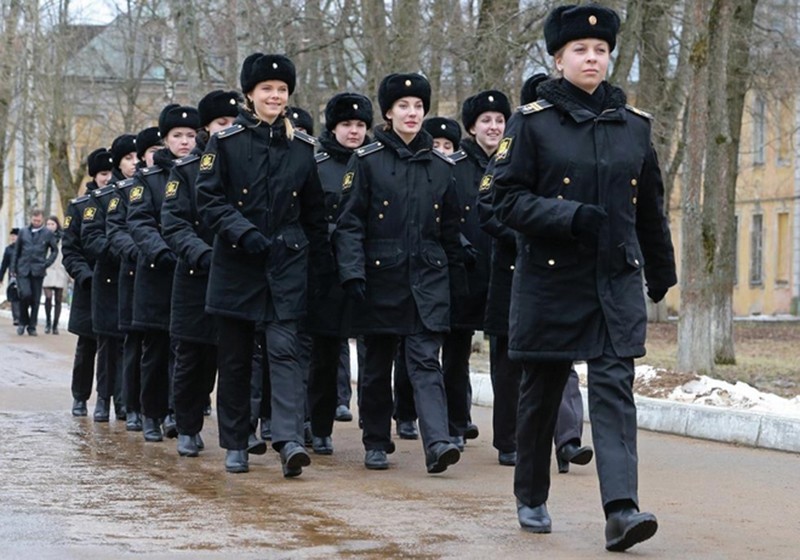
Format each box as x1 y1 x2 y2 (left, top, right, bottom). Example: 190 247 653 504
292 191 297 197
510 265 515 271
436 260 442 265
150 263 155 268
327 215 333 220
434 204 439 210
232 244 237 249
106 278 111 283
333 204 338 209
634 259 640 266
557 195 563 200
460 218 465 223
242 188 248 194
436 217 440 223
563 177 571 185
465 205 470 211
238 201 243 206
631 179 638 186
632 197 637 204
378 213 384 219
294 243 299 248
548 259 555 266
375 260 381 266
189 269 194 275
383 200 389 206
129 271 134 276
194 221 200 226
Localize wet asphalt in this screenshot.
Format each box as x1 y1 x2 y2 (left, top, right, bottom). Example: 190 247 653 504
1 317 798 559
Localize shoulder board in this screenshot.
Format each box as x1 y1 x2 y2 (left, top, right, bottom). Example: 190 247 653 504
625 104 653 120
174 153 200 167
449 150 467 163
432 149 455 166
115 178 135 191
315 151 331 164
140 166 162 176
518 100 554 115
355 141 384 158
216 123 245 139
94 184 117 198
71 194 91 205
294 130 317 147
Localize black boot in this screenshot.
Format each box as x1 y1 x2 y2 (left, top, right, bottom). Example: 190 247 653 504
93 397 110 422
177 434 199 457
72 399 88 417
556 442 594 474
280 442 310 478
125 411 143 431
517 500 552 534
225 449 249 473
605 508 658 552
143 417 163 442
426 441 460 474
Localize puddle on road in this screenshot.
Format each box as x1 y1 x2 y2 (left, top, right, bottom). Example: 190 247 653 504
0 412 412 558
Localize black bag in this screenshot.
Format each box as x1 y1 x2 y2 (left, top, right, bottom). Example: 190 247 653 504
6 279 19 302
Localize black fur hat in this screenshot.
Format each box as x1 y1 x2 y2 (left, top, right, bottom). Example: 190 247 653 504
520 73 549 105
325 93 373 131
158 104 200 138
544 3 621 55
240 53 296 95
288 106 314 135
378 73 431 118
423 117 461 147
461 90 511 132
87 148 114 177
198 90 241 128
10 227 19 235
135 127 161 159
110 134 137 168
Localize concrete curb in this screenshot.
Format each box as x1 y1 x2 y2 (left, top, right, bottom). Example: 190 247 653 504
470 372 800 454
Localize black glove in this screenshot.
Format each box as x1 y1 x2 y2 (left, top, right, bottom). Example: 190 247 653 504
571 204 607 246
80 276 93 290
343 278 366 303
462 245 479 271
647 285 668 303
156 251 177 269
239 230 271 255
198 251 212 272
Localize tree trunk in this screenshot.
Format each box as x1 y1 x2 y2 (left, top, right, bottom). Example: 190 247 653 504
0 0 24 212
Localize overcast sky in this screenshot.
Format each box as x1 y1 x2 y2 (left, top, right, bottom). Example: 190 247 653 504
70 0 121 25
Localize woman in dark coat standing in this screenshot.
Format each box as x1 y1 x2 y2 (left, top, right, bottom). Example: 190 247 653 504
334 73 465 474
491 5 676 550
162 90 240 457
196 53 330 476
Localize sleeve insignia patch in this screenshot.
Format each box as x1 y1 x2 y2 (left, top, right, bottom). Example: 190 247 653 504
165 181 179 199
108 197 120 213
479 174 493 192
64 216 72 229
495 137 513 162
129 185 144 203
199 153 216 172
342 171 354 192
82 206 97 221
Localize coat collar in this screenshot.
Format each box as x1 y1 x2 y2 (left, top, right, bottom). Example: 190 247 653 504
374 127 433 161
538 78 627 124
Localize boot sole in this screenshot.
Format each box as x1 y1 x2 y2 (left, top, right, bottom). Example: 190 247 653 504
568 448 593 466
247 440 268 455
520 523 552 534
606 518 658 552
427 447 461 474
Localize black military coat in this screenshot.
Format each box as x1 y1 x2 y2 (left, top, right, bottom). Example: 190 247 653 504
196 111 331 323
449 139 492 331
304 130 370 337
334 127 465 335
106 178 140 332
477 159 516 337
492 79 677 361
61 190 96 338
81 184 124 338
127 149 178 331
162 146 217 345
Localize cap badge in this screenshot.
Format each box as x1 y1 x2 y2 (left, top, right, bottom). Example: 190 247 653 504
589 15 597 25
405 79 412 87
181 112 187 118
272 62 278 69
229 98 236 105
488 95 495 102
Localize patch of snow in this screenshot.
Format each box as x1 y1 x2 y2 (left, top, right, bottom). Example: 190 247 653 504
667 375 800 417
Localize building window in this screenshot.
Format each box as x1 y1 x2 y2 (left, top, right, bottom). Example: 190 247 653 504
776 212 790 284
750 213 764 285
777 100 793 166
753 97 766 166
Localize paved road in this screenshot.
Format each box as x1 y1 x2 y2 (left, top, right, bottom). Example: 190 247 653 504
0 317 797 559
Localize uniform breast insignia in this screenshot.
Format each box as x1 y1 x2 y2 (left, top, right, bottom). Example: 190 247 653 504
479 174 493 192
82 206 97 222
315 151 331 164
356 142 384 158
625 104 653 120
519 100 553 115
199 153 216 173
294 130 317 147
64 216 72 229
342 172 354 192
165 181 179 199
129 185 144 203
495 137 513 162
108 197 120 213
449 150 467 163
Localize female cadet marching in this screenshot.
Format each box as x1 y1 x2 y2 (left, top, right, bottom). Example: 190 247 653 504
128 105 200 442
107 127 161 431
304 92 373 455
81 134 139 422
334 72 465 474
196 53 331 476
491 4 676 550
162 90 241 457
62 148 113 417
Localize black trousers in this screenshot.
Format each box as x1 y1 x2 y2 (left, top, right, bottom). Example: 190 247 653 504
70 335 97 401
218 317 304 451
515 333 639 511
362 332 450 452
442 329 473 437
555 368 584 450
308 335 343 437
336 340 352 407
17 274 43 330
250 332 270 426
173 339 217 436
95 335 122 400
392 339 417 422
140 330 170 419
489 335 522 453
122 331 143 412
